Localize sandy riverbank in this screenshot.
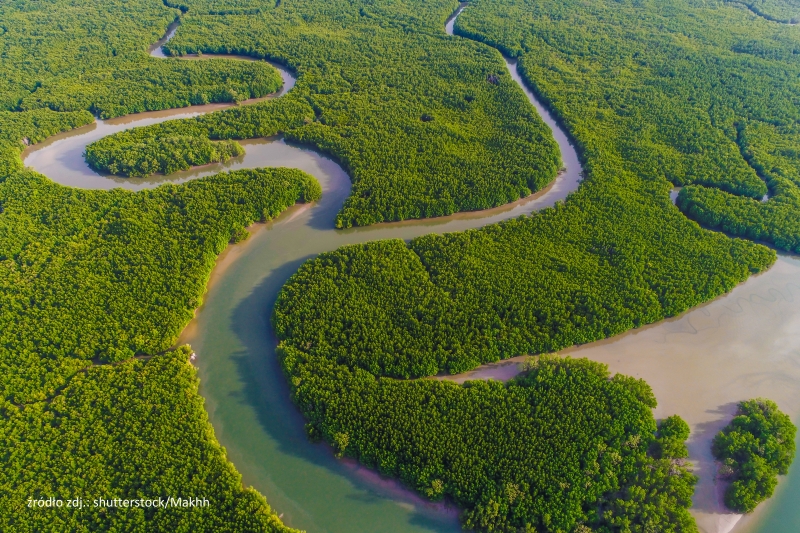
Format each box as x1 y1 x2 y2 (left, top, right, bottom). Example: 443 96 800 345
441 254 800 533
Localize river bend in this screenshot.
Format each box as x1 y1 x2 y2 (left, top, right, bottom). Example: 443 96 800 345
19 8 800 533
21 10 582 533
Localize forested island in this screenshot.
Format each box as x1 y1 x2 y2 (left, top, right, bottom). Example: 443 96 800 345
2 0 800 531
713 399 797 514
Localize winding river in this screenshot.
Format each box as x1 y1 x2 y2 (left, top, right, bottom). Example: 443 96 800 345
19 8 800 533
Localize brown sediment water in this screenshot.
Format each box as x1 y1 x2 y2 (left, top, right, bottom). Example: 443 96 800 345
570 254 800 533
23 7 797 533
447 6 800 532
442 254 800 533
21 9 583 531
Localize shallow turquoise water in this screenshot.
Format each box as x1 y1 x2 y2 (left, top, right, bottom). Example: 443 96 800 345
746 425 800 533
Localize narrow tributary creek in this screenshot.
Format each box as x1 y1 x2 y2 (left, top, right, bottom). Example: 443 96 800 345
20 8 800 533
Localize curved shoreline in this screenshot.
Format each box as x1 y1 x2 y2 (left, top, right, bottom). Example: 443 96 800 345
27 7 800 533
436 253 800 533
19 11 585 532
446 7 800 533
728 1 799 25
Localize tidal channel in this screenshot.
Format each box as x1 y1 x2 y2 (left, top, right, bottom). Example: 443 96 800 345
19 7 798 533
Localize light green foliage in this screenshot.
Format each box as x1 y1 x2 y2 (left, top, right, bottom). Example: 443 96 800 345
457 0 800 253
86 135 245 177
273 202 766 529
167 0 270 15
83 96 314 177
0 109 94 176
712 399 797 513
0 348 298 533
0 6 307 527
83 0 561 226
0 166 317 530
17 59 282 120
0 0 282 176
729 0 800 23
0 0 280 116
3 0 796 532
273 0 792 529
678 122 800 252
275 213 772 379
0 167 320 404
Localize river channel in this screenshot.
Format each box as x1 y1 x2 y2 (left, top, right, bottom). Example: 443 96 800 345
20 7 800 533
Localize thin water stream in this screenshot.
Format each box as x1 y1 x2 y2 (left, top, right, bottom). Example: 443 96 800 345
21 9 582 532
19 7 799 533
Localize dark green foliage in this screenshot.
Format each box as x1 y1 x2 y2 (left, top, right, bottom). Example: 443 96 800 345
0 348 297 533
86 135 245 177
712 399 797 513
81 0 562 225
599 414 697 532
652 416 691 460
0 167 320 404
280 347 698 532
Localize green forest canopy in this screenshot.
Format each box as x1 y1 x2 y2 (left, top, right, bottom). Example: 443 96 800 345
3 0 800 531
0 167 319 531
79 0 562 227
274 0 800 527
456 0 800 253
729 0 800 23
2 348 298 533
0 0 281 184
280 350 700 532
86 0 800 246
0 0 279 115
713 399 797 513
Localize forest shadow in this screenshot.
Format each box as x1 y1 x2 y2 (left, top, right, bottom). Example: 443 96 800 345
688 401 740 514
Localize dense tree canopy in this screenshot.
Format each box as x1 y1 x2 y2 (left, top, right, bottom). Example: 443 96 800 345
78 0 562 227
279 347 699 532
456 0 800 253
0 2 313 529
0 0 280 117
0 109 94 177
86 135 246 177
0 167 318 530
713 399 797 513
272 0 799 528
678 121 800 253
0 167 320 403
1 348 298 533
3 0 799 531
729 0 800 23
